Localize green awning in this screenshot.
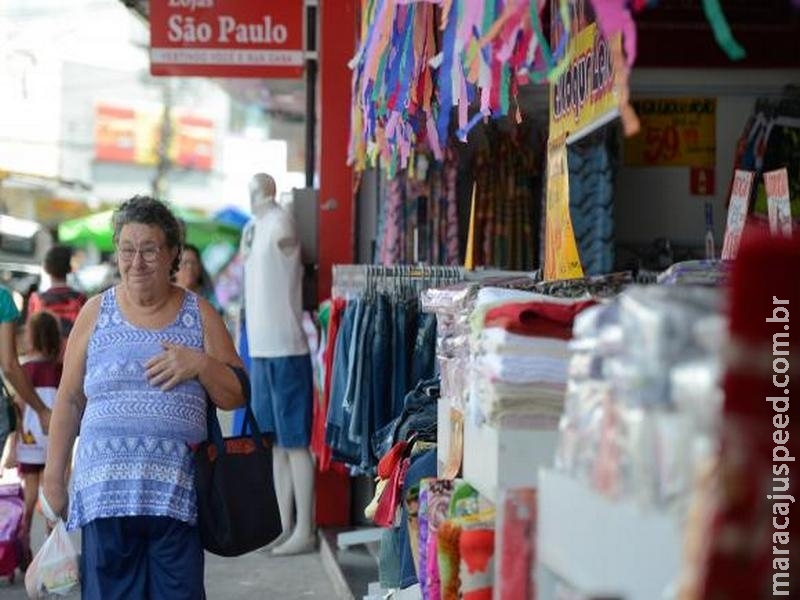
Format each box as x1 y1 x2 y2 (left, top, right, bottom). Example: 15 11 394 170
58 207 241 253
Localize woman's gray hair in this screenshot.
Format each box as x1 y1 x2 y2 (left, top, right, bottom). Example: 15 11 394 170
112 195 184 275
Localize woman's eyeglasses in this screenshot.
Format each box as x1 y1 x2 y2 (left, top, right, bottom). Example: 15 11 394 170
117 245 162 263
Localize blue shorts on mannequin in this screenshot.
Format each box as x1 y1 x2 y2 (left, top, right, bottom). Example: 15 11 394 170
251 355 313 448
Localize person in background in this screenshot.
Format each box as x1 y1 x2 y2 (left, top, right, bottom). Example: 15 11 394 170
15 310 62 564
28 244 87 339
42 195 247 600
0 285 51 456
175 243 221 312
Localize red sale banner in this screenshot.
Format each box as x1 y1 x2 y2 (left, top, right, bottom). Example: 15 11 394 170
150 0 304 78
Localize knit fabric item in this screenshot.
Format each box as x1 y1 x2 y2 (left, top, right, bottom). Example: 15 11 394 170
448 481 480 518
424 479 456 599
417 482 432 596
405 483 422 575
437 519 462 600
459 527 495 599
499 489 537 600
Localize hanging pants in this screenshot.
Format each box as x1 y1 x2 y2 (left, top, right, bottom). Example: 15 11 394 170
81 516 205 600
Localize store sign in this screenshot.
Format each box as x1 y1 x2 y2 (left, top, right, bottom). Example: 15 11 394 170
149 0 304 78
94 104 215 171
764 167 793 237
624 98 716 168
544 140 584 281
721 169 754 260
548 20 619 141
690 167 715 196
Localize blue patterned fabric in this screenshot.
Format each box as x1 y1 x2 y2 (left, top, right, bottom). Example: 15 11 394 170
568 130 615 276
68 287 207 530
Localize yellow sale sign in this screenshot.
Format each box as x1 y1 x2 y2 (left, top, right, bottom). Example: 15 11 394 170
548 22 619 141
624 98 716 168
544 141 584 281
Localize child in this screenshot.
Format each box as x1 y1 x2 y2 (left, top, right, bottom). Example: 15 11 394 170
15 311 62 559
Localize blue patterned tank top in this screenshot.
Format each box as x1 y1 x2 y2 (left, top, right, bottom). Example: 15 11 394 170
68 287 206 529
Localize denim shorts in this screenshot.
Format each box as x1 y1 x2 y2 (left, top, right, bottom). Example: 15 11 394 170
251 355 313 448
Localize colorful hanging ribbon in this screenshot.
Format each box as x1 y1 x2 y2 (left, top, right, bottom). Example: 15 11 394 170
701 0 746 61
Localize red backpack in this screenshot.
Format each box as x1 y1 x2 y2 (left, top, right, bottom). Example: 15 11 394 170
30 287 87 337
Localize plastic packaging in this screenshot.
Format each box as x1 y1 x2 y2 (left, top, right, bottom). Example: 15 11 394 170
24 492 79 598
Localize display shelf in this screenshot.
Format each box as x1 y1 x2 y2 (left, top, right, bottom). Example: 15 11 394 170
536 469 682 600
462 416 558 503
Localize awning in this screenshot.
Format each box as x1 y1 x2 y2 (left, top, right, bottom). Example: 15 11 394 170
58 207 241 253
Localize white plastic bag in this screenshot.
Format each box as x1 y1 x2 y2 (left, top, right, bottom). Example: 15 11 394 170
24 492 80 598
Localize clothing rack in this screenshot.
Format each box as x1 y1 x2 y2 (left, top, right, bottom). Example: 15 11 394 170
331 264 466 299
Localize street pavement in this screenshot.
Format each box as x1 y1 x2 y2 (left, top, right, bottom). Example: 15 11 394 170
0 514 334 599
0 414 337 599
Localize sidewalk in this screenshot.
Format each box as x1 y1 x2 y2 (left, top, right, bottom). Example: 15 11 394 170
1 414 337 598
0 506 334 599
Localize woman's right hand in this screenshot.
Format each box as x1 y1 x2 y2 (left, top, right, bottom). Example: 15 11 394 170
41 476 68 525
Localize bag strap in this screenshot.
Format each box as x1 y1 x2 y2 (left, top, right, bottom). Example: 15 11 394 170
205 365 268 454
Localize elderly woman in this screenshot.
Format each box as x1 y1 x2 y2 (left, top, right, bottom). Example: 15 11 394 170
43 196 247 599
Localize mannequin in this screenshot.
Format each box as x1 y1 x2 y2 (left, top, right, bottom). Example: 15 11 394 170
242 173 316 555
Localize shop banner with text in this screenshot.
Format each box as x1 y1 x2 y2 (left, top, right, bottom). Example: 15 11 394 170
150 0 304 78
548 16 619 141
624 98 716 168
544 140 584 281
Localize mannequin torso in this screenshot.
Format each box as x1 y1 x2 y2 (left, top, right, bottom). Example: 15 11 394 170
242 199 308 357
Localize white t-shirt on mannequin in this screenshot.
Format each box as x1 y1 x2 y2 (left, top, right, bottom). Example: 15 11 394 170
242 204 309 358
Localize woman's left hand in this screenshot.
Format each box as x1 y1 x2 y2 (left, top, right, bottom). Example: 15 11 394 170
145 342 206 390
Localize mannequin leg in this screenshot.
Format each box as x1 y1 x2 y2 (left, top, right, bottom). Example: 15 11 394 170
272 447 316 555
265 447 294 550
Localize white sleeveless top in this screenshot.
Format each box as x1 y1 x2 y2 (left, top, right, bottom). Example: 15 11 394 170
242 205 309 358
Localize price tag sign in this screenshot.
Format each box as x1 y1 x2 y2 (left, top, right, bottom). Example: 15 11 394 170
764 168 793 237
624 98 716 168
721 170 755 260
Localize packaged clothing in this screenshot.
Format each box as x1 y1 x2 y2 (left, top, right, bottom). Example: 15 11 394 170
399 450 438 590
497 488 537 600
459 527 494 599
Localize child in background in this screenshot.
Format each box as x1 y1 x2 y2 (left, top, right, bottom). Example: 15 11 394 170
15 311 62 559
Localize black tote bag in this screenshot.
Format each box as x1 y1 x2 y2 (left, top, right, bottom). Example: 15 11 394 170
193 400 282 557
